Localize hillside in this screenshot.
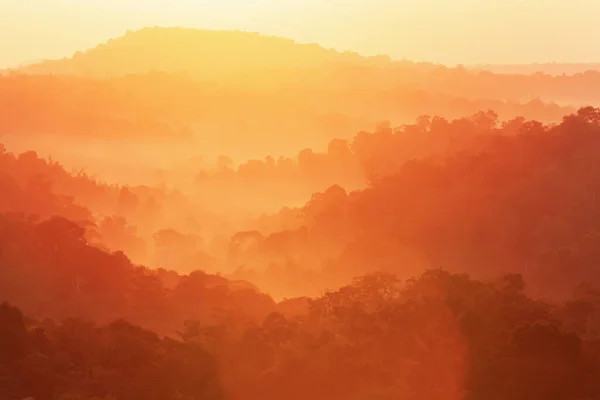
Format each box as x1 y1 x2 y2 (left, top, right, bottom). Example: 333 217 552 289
0 212 276 337
228 107 600 300
4 101 600 398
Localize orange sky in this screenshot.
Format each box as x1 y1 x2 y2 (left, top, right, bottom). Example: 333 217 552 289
1 0 599 68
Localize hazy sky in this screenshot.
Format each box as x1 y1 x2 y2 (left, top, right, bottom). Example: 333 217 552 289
1 0 599 67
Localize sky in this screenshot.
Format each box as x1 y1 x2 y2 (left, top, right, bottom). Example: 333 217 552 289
1 0 599 68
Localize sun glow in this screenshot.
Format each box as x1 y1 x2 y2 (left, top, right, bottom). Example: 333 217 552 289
2 0 600 68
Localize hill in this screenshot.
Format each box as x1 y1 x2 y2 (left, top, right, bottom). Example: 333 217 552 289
0 212 276 337
14 27 600 105
470 62 600 76
16 27 398 81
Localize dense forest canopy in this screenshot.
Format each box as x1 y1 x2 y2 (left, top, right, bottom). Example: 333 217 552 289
3 25 600 400
223 107 600 299
6 105 600 299
3 268 600 400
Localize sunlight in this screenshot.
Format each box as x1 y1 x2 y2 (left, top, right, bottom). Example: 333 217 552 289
0 2 599 399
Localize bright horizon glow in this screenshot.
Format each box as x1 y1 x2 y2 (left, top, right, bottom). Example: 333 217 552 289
1 0 600 68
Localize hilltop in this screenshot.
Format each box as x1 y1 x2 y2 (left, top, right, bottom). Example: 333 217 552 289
14 27 600 105
16 27 406 80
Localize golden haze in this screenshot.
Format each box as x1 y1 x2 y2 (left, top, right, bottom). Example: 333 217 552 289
1 16 600 400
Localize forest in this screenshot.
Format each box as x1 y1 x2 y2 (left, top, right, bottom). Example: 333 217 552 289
3 26 600 400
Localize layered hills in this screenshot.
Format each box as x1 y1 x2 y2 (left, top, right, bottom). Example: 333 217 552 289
14 27 600 104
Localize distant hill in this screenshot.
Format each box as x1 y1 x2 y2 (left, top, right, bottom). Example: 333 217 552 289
470 63 600 76
14 27 600 105
16 27 407 81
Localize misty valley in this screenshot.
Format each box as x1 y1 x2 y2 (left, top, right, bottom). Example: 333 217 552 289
2 25 600 400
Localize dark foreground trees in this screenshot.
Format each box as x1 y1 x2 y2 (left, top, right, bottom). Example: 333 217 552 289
0 213 275 337
3 270 600 400
0 303 223 400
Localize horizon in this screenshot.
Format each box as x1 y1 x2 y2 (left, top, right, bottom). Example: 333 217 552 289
6 25 600 72
3 0 600 69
